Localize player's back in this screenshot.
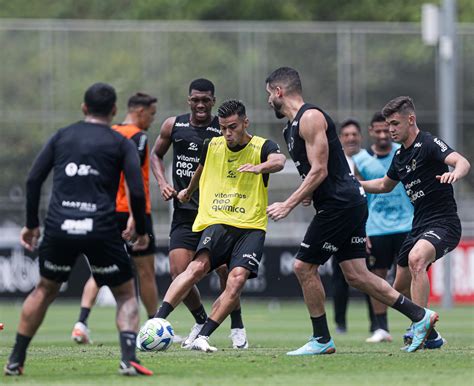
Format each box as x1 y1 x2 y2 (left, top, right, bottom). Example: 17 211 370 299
44 121 134 238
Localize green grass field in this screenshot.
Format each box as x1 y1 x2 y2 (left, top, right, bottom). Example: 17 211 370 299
1 300 473 385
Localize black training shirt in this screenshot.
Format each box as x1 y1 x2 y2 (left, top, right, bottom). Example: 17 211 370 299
387 130 458 229
26 121 146 237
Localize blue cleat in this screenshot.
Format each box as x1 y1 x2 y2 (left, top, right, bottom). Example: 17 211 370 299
402 325 414 346
424 332 446 349
406 309 439 353
286 337 336 356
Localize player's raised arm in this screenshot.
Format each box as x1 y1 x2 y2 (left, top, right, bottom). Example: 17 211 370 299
238 140 286 174
436 152 471 184
360 175 398 194
150 116 177 200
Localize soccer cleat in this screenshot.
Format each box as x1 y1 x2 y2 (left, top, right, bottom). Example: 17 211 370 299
191 336 218 353
181 323 204 349
4 362 23 376
118 360 153 376
365 329 393 343
406 308 439 353
286 337 336 356
71 321 92 344
424 332 447 349
403 325 414 346
229 328 248 349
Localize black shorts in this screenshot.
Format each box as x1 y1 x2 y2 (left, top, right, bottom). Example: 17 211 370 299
116 212 156 257
39 233 133 287
195 224 266 279
397 218 461 267
367 232 409 270
169 209 201 251
296 203 368 266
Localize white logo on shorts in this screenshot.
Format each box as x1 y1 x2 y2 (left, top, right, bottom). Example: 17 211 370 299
202 237 211 245
423 230 441 240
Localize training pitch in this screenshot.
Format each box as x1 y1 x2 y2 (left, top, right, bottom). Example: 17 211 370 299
0 300 473 385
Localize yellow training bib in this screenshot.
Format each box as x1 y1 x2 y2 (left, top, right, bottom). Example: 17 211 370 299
193 136 268 232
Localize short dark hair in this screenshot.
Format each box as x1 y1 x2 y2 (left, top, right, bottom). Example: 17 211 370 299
339 118 361 134
84 83 116 116
265 67 302 95
382 96 415 118
189 78 215 95
370 111 385 125
217 99 246 119
127 92 157 109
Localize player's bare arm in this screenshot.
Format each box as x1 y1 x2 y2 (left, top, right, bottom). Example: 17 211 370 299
150 116 177 200
267 109 328 221
177 164 203 203
360 175 398 194
436 151 471 184
237 153 286 174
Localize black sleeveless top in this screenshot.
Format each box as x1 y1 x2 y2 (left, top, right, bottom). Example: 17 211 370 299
283 103 366 211
171 113 221 210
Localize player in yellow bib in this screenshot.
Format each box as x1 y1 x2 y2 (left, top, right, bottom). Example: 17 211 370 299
152 100 286 352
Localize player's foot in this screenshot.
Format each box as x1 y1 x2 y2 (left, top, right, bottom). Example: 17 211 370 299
406 308 439 353
286 337 336 356
181 323 204 349
118 360 153 376
424 332 447 349
173 334 184 344
229 328 248 349
4 362 23 376
365 329 392 343
335 325 347 334
191 336 217 353
72 321 92 344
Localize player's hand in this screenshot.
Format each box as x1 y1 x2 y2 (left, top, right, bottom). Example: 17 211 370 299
366 236 372 254
177 188 191 203
301 196 312 206
436 172 458 184
237 163 261 174
132 234 150 251
159 183 178 201
122 216 136 241
20 226 40 251
267 202 292 221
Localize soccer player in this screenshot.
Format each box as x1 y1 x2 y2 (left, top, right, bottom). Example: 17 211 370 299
350 113 413 343
72 93 160 344
265 67 440 355
360 96 470 349
152 99 285 352
150 79 248 349
4 83 153 376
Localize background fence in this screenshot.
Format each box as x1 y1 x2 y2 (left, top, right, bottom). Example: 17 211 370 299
0 19 473 245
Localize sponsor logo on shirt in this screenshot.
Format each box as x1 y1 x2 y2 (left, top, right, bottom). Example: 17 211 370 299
60 218 93 235
206 126 221 134
414 142 422 148
65 162 99 177
351 236 366 244
188 142 198 151
175 122 190 127
434 137 448 152
62 201 97 212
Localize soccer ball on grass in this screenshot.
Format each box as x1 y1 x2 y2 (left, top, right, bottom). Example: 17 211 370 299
136 318 174 351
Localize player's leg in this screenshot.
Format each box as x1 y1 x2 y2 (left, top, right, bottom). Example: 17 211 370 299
72 276 99 344
5 235 75 376
192 267 250 352
4 277 61 376
88 237 152 376
133 254 158 319
215 264 246 347
407 239 436 306
156 252 211 319
331 257 349 333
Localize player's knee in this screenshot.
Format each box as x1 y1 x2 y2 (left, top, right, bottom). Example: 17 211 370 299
408 252 429 274
186 260 207 281
36 278 61 300
226 274 246 299
293 259 311 280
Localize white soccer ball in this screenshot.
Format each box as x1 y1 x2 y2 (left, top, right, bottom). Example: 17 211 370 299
136 318 174 352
